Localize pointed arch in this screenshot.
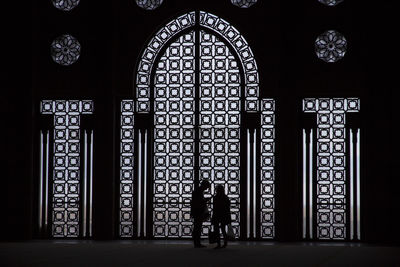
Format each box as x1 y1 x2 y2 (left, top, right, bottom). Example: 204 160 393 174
135 11 259 113
125 10 268 239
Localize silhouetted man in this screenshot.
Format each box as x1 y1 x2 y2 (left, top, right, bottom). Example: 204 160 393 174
191 180 211 248
211 184 232 249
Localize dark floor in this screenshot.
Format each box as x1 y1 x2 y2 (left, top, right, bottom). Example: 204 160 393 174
1 240 400 267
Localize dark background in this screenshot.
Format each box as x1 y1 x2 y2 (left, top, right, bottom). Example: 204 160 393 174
3 0 398 243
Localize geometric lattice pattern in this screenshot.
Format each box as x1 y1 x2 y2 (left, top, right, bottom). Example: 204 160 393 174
135 0 164 10
51 34 81 66
40 100 94 237
199 11 259 112
318 0 344 6
120 100 135 237
231 0 258 8
136 11 259 113
315 30 347 63
303 98 360 240
260 99 275 239
153 32 196 238
199 30 241 237
136 12 196 113
52 0 80 11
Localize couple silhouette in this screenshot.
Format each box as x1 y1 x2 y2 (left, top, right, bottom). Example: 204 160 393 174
191 180 232 249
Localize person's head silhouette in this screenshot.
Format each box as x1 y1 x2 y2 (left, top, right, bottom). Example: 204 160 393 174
199 180 210 191
215 184 224 195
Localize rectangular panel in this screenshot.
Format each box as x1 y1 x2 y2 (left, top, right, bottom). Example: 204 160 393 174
260 99 275 239
302 98 360 240
40 100 94 238
199 31 241 237
153 32 195 238
120 100 135 237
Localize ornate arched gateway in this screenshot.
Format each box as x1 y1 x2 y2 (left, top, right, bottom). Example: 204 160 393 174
119 11 276 239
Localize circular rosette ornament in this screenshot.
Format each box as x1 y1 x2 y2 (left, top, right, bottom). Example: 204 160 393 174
51 34 81 66
231 0 258 8
52 0 80 11
135 0 164 10
318 0 344 6
315 30 347 63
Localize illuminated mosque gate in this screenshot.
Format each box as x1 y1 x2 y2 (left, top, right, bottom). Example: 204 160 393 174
37 11 361 242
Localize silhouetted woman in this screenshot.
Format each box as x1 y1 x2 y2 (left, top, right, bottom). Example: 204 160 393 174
211 185 232 249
